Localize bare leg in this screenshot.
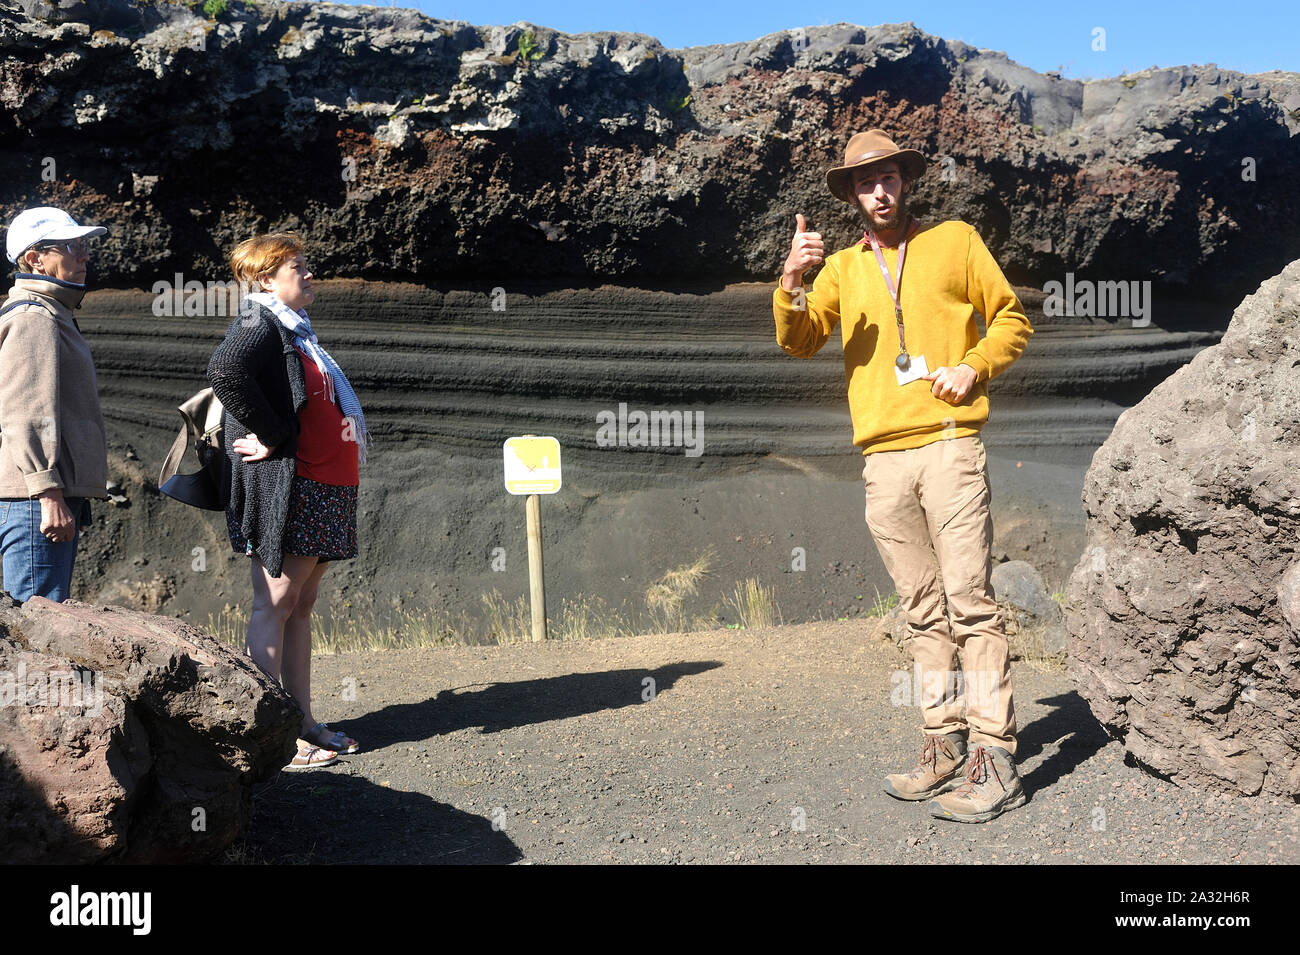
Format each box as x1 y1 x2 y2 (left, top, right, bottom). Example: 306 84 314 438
245 554 318 724
283 559 331 735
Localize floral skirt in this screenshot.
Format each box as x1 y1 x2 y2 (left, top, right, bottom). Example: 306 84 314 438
227 476 358 563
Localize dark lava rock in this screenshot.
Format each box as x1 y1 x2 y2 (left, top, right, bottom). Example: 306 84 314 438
0 4 1296 304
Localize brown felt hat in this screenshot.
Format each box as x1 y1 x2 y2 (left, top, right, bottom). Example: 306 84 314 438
825 129 927 203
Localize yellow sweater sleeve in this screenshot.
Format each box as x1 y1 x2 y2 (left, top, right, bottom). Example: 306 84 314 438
959 229 1033 382
772 255 841 358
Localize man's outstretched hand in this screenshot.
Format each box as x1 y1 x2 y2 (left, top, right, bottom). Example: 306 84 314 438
923 364 978 404
781 214 824 292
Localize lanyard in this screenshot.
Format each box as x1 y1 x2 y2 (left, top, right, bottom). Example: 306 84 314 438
865 217 918 368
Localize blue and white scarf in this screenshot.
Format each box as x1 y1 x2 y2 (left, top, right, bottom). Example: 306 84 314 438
246 292 370 464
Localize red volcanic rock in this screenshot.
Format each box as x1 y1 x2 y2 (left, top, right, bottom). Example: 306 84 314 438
0 596 299 863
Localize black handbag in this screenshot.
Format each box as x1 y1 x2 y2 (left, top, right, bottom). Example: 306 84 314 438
158 388 226 511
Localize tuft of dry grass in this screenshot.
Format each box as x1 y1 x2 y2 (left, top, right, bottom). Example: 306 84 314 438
206 604 464 655
206 604 249 651
549 594 634 642
218 840 272 865
724 578 782 630
644 549 715 633
999 600 1068 670
203 558 794 650
868 587 899 617
480 590 639 643
479 590 532 644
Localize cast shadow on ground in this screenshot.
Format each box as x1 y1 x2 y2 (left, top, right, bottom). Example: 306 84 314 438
239 770 521 864
341 661 723 748
1015 690 1112 799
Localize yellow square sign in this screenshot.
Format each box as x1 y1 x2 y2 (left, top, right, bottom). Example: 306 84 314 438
504 436 562 495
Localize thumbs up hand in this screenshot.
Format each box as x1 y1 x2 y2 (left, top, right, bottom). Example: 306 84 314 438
782 214 824 292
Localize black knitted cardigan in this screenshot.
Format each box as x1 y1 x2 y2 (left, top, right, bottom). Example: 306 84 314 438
206 302 307 578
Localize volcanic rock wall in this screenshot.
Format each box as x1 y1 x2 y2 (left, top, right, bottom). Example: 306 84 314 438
2 0 1298 306
3 0 1296 632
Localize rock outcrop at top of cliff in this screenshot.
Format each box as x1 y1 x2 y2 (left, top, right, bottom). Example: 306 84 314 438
2 0 1298 301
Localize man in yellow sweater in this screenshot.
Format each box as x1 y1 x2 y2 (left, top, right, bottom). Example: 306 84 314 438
772 129 1033 823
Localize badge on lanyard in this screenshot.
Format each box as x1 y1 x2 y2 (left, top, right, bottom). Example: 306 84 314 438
866 217 923 384
894 352 930 386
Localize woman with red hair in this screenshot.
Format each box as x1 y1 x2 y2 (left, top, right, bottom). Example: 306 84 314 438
208 233 369 770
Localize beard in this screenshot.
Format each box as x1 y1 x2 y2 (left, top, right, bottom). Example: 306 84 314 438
860 192 909 234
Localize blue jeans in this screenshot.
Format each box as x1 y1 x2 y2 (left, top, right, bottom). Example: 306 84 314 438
0 497 84 603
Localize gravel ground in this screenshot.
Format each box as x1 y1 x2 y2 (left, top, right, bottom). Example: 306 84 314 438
238 621 1300 865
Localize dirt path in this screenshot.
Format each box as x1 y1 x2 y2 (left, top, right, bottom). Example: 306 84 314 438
239 621 1300 865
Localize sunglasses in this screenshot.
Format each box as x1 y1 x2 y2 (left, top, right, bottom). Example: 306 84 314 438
34 239 89 256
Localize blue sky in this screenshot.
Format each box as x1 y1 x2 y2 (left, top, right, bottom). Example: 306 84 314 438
353 0 1297 78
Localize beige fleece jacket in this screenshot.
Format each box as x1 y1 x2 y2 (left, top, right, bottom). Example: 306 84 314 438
0 275 107 498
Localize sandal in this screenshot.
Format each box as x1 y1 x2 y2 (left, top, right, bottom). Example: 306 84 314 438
286 742 339 771
304 721 359 754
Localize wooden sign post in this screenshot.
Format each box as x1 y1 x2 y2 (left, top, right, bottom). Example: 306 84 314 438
503 436 562 641
525 493 545 642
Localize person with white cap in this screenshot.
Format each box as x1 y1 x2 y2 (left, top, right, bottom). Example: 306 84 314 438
0 206 109 602
772 130 1034 822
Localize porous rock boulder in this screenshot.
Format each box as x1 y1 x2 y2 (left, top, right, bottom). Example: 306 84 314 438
0 596 299 862
1065 258 1300 798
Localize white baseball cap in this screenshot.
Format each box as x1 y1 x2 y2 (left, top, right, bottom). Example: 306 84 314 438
6 206 108 264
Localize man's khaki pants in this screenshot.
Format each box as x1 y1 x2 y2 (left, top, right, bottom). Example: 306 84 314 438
863 434 1016 754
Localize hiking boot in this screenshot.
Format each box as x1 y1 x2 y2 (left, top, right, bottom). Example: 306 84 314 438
928 744 1026 823
883 732 968 801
